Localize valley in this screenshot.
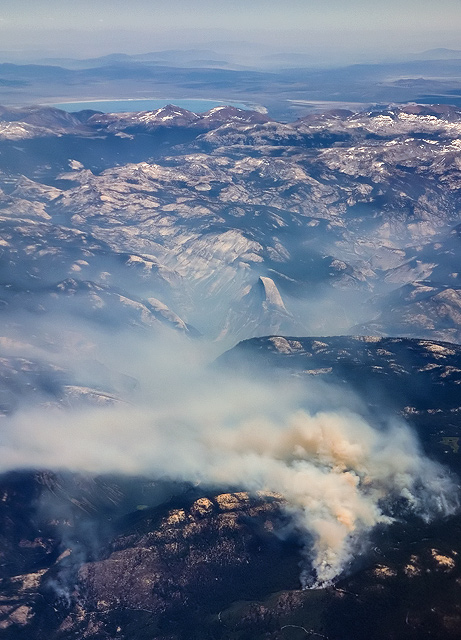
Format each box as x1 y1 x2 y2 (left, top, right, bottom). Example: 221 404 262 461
0 100 460 638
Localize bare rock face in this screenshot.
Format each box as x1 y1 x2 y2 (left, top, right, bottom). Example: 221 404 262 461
220 276 298 341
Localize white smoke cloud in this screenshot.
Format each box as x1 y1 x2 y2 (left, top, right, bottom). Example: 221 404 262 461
0 332 458 587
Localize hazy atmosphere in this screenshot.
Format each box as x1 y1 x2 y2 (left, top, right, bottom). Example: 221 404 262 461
1 0 461 637
1 0 460 60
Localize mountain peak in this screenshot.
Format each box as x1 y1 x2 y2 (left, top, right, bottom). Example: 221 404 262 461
259 276 287 311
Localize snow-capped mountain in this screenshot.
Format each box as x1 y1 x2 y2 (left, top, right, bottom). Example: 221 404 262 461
1 102 461 346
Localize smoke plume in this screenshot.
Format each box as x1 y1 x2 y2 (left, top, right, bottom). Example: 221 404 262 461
0 332 457 586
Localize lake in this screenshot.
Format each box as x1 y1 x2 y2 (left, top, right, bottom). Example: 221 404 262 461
51 98 252 114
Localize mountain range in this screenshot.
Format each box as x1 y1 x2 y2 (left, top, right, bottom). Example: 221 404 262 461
0 101 461 638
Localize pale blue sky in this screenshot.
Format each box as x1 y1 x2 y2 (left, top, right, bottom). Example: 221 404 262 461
0 0 460 59
0 0 459 31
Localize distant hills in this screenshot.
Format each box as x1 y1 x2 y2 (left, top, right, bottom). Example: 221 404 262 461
1 49 461 121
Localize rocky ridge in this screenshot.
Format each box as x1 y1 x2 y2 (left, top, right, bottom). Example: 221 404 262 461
0 335 461 638
1 102 461 638
1 103 461 342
